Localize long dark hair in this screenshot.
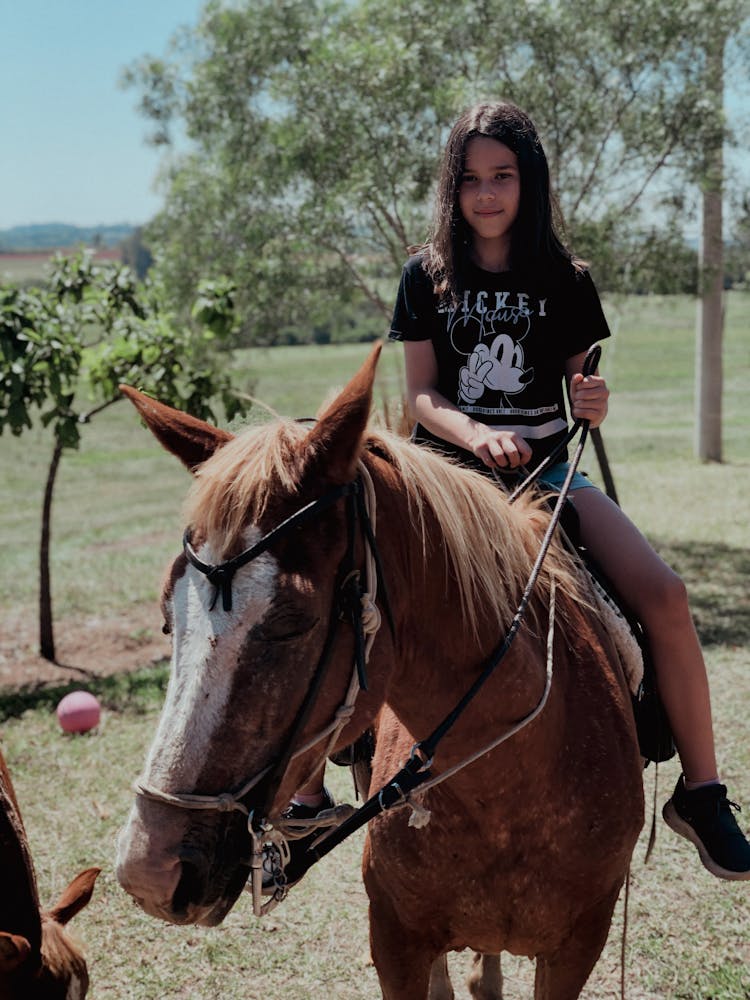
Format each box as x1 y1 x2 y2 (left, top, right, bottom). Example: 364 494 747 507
424 101 582 301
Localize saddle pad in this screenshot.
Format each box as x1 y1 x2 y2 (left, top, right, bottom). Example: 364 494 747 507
582 568 644 695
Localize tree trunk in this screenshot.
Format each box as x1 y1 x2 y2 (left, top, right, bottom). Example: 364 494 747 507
39 437 64 662
695 35 725 463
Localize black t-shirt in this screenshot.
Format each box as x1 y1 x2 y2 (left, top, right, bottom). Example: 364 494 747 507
389 253 610 468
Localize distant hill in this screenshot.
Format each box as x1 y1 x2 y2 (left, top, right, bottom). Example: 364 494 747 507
0 223 136 252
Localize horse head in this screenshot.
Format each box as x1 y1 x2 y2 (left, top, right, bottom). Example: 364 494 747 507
116 345 389 926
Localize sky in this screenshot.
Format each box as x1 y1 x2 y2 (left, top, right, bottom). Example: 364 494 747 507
0 0 206 229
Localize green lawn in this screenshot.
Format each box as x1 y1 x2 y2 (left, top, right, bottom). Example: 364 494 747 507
0 291 748 998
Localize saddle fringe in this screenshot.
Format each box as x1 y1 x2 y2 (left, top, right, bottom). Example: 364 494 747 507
580 568 644 696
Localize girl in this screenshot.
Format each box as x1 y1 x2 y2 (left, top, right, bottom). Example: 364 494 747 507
386 100 750 881
276 101 749 887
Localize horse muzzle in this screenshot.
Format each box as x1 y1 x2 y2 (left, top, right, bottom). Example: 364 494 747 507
115 803 250 926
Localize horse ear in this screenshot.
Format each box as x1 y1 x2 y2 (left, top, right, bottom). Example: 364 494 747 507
303 342 382 483
119 386 233 472
0 932 31 973
45 868 100 927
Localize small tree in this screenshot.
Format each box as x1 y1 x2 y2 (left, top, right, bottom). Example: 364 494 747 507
0 251 246 662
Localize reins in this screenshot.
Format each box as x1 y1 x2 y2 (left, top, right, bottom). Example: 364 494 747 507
285 345 602 883
507 344 601 504
138 345 605 916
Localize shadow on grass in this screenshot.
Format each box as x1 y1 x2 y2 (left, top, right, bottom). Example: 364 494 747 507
654 538 750 647
0 662 170 723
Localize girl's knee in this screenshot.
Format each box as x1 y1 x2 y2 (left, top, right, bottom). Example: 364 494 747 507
659 567 688 609
636 566 689 625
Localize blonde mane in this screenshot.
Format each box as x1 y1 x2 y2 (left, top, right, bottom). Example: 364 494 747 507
183 417 310 541
360 430 584 637
182 420 584 639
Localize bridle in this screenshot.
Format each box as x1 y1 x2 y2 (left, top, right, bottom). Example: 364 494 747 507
182 479 365 617
135 346 601 917
136 462 393 895
134 443 563 916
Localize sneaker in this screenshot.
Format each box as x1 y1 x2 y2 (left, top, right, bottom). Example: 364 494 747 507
261 788 336 890
663 775 750 881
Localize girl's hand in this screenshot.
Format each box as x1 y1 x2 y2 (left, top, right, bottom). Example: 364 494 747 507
469 425 532 469
570 372 609 428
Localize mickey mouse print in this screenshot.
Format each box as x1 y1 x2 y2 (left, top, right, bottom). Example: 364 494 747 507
441 281 573 451
449 288 536 406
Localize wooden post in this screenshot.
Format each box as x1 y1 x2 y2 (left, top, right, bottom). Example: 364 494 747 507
695 33 725 463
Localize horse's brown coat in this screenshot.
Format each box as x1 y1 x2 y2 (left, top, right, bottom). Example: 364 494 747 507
0 748 99 999
116 345 644 999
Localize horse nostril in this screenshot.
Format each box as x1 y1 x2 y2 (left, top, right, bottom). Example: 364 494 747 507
172 850 207 915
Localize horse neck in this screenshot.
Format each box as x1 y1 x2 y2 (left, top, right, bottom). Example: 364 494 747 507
368 458 547 740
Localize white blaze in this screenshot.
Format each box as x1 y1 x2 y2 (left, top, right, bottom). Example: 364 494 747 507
140 527 278 791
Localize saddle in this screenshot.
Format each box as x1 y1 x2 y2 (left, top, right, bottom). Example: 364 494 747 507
331 492 676 779
554 497 676 765
494 459 675 765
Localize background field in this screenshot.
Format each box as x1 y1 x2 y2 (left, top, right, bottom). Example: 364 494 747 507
0 253 53 285
0 292 748 998
0 247 123 287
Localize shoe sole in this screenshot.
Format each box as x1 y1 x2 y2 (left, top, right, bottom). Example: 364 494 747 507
663 800 750 881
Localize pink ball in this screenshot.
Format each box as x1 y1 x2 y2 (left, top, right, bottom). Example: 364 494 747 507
56 691 101 734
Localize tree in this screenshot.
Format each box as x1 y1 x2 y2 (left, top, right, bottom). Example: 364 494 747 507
124 0 748 339
0 251 247 662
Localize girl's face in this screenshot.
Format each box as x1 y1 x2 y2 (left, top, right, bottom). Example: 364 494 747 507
458 136 520 257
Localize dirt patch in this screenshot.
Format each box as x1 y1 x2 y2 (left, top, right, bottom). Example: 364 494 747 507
0 605 170 690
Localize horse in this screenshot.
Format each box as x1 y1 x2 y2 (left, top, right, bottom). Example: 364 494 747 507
115 343 644 999
0 747 100 999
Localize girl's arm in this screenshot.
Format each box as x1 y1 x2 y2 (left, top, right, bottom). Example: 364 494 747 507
404 339 532 468
566 350 610 428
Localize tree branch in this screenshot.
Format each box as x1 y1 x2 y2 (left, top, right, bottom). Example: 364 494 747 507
78 395 122 424
323 243 391 318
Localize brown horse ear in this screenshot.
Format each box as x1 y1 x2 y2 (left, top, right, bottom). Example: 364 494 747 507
0 932 31 973
46 868 101 927
303 342 381 484
120 386 233 472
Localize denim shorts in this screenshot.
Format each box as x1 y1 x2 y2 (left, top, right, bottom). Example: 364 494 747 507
537 461 597 492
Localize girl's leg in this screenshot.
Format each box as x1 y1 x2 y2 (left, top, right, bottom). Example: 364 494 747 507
568 486 750 879
568 486 717 782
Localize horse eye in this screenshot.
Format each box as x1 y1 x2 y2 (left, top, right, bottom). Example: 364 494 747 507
252 612 319 643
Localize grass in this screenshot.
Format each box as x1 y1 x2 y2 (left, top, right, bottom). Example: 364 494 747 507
0 291 749 998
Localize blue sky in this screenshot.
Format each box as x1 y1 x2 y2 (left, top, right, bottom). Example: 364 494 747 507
0 0 205 229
